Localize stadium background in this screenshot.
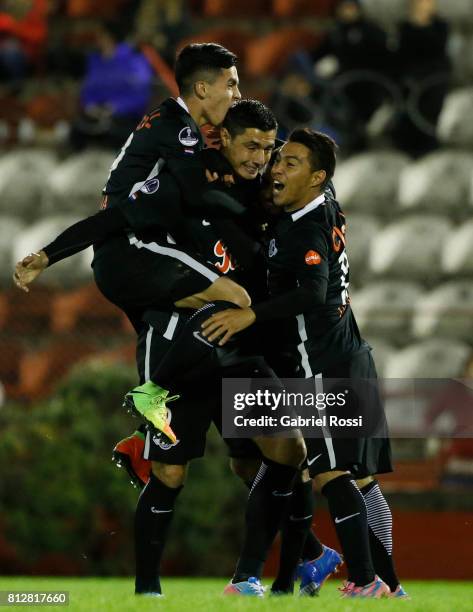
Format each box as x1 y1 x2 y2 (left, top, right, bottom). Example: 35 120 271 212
0 0 472 584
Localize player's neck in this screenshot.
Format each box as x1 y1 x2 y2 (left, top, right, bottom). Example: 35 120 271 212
181 96 207 127
284 189 322 213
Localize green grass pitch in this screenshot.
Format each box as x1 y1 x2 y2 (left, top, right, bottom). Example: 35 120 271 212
0 578 472 611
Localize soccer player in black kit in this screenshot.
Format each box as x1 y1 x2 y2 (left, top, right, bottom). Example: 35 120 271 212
14 43 248 444
203 129 407 598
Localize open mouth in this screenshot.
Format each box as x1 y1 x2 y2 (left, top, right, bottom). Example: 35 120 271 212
273 180 285 193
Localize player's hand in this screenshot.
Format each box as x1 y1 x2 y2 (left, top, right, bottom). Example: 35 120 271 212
206 169 219 182
13 250 49 292
201 307 256 346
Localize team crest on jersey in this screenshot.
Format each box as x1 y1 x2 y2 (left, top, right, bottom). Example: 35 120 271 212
268 239 278 257
140 177 160 194
179 127 199 147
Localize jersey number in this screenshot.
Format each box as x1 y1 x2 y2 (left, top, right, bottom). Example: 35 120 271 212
338 250 349 305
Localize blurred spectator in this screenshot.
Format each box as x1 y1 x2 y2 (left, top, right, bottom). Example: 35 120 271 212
70 19 153 150
134 0 191 66
392 0 451 156
0 0 48 86
281 0 394 150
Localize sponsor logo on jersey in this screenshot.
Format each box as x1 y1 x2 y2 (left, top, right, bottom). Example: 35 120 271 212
140 177 160 194
178 127 199 147
268 238 278 257
305 250 321 265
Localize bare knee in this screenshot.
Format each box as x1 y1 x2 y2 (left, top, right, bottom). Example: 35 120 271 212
355 475 374 489
255 435 307 468
151 462 187 488
230 458 260 483
313 470 350 493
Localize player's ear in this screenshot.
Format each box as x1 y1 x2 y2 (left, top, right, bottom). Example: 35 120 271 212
310 169 326 189
220 127 231 148
194 80 207 99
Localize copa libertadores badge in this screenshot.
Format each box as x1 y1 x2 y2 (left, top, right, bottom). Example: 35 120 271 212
178 127 199 146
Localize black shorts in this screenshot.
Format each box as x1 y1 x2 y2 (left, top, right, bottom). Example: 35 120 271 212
136 309 221 464
136 312 282 464
93 233 220 331
304 350 393 479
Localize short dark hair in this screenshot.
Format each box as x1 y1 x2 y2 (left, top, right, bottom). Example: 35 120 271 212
175 43 238 95
289 128 337 187
223 99 277 137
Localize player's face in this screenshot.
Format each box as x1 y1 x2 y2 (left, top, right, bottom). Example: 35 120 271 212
221 127 276 180
203 66 241 126
271 142 321 210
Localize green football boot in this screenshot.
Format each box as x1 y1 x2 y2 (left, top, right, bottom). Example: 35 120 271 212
123 381 179 444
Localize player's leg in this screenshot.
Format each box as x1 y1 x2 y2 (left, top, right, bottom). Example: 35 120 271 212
353 350 407 598
308 356 389 598
134 375 215 595
134 461 186 595
271 466 315 595
226 433 306 594
175 276 251 309
356 475 405 596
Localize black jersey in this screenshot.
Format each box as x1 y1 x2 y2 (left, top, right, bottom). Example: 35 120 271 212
184 147 267 297
254 190 366 376
104 97 203 206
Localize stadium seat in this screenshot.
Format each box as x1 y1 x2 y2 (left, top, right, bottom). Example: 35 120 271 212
244 29 322 78
437 87 473 147
437 0 473 24
412 281 473 342
177 29 256 67
43 150 115 216
350 281 423 340
67 0 131 18
335 151 410 216
442 219 473 276
369 214 452 280
12 216 91 287
345 213 379 281
0 150 57 220
384 339 472 378
398 150 473 215
362 0 405 27
50 283 129 333
448 31 473 84
202 0 270 17
0 216 25 285
272 0 336 18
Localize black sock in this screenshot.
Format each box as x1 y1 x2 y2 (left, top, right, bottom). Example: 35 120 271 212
272 478 314 593
302 530 324 562
151 301 238 388
233 459 297 583
361 480 399 591
322 474 374 587
134 472 183 594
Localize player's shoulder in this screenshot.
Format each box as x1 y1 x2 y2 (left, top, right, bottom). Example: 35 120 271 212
134 98 202 148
